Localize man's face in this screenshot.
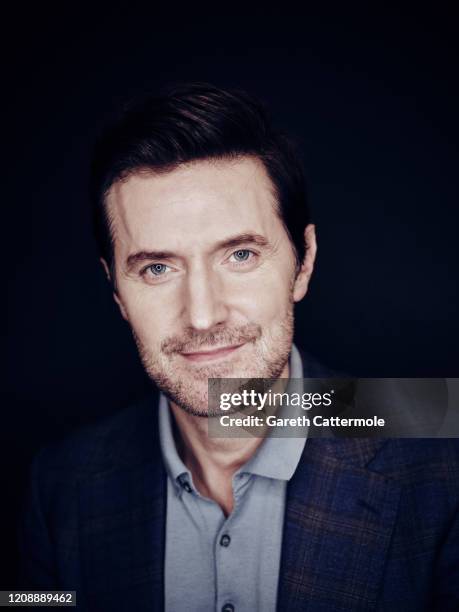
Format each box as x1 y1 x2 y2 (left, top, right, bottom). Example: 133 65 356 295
105 157 315 416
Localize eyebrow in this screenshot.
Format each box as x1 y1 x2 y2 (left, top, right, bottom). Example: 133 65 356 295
215 232 270 251
125 232 270 272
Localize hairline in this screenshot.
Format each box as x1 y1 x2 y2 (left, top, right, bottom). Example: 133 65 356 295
102 153 301 290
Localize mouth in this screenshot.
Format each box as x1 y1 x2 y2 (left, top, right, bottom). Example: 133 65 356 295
179 343 245 363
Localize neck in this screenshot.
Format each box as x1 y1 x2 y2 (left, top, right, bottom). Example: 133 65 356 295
169 358 290 515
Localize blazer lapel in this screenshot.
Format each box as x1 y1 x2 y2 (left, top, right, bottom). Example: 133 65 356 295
77 394 167 612
79 458 166 611
277 438 401 611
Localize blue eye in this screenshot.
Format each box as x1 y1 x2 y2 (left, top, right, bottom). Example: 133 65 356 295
232 249 251 262
149 263 168 275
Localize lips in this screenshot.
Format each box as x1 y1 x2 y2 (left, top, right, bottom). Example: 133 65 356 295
179 343 245 363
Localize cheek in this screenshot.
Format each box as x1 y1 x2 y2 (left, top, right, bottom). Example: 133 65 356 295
119 287 177 344
232 273 293 323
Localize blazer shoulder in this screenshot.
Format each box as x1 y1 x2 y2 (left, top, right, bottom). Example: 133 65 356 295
298 347 345 378
369 438 459 484
34 391 160 480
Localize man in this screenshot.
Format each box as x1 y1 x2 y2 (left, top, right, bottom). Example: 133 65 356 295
19 83 459 611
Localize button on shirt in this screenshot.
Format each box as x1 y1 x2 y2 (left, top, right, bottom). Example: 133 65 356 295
159 345 307 612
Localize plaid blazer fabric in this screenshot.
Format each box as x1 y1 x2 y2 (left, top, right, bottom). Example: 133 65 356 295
18 364 459 611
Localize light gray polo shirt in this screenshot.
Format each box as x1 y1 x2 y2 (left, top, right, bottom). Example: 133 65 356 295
159 345 306 612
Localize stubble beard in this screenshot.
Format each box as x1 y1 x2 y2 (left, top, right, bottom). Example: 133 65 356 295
131 300 295 418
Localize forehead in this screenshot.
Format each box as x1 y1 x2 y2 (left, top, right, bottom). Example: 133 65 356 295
106 156 283 253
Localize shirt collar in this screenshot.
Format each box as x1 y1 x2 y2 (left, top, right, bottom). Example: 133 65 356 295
158 343 307 488
159 393 189 487
238 343 306 481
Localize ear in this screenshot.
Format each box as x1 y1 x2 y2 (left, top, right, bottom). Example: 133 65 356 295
293 224 317 302
100 257 112 282
99 257 129 321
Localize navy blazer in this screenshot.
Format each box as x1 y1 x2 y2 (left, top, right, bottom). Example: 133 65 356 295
18 360 459 611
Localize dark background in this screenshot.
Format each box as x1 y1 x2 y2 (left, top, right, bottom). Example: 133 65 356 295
2 3 458 585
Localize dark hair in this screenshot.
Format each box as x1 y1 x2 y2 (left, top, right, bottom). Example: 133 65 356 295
90 82 310 282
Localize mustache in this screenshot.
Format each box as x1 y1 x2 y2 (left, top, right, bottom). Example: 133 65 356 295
161 323 262 355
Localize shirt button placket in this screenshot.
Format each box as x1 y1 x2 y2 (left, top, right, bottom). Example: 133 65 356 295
217 528 235 612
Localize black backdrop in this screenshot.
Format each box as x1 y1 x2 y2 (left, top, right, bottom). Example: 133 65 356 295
3 4 458 585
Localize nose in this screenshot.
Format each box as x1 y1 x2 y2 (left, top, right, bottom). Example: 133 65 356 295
183 264 229 331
